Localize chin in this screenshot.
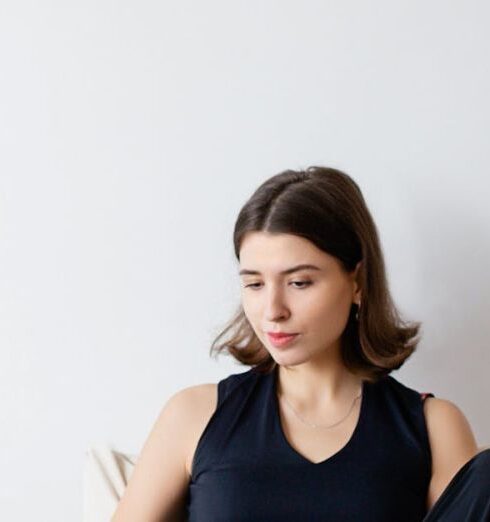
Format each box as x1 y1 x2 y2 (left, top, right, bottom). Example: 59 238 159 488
270 351 309 367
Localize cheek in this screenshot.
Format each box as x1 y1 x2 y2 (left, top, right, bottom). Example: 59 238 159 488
241 294 258 322
305 287 351 327
241 300 264 340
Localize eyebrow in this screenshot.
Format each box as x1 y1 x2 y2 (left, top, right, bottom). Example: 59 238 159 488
238 264 322 276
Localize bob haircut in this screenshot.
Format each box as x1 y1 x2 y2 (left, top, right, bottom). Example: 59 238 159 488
209 166 422 384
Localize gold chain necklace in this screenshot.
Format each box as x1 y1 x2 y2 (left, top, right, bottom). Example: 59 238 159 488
278 388 362 430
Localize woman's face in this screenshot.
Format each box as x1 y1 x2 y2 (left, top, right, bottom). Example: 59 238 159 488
238 231 361 366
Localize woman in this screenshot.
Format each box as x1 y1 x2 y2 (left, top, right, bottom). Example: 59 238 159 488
112 166 489 521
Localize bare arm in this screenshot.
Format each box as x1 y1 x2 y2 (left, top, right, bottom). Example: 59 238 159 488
110 387 197 522
424 397 479 511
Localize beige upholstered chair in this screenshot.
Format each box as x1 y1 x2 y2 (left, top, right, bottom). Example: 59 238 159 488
82 445 137 522
82 443 490 522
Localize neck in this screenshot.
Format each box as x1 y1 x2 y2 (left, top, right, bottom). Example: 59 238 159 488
275 356 363 412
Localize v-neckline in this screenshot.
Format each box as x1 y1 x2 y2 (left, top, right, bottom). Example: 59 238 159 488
270 366 369 466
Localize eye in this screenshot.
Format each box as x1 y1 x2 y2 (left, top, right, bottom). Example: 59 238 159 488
243 282 262 289
290 280 312 289
243 281 312 290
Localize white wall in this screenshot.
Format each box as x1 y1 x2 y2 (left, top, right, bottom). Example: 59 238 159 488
1 1 489 520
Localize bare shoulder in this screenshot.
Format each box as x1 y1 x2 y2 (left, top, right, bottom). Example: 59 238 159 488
176 383 219 478
423 396 479 510
110 382 218 521
423 397 478 456
170 382 217 409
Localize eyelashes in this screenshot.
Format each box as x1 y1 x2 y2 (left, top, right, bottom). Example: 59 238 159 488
243 281 313 290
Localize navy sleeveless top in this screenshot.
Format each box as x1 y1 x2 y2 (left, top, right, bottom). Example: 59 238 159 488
186 366 435 521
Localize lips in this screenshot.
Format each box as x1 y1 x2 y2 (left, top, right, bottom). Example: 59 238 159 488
267 332 298 338
266 332 299 347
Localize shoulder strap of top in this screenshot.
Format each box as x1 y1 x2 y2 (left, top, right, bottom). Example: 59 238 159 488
381 376 435 468
217 369 258 408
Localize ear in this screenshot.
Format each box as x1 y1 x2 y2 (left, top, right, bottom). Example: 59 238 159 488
351 261 362 304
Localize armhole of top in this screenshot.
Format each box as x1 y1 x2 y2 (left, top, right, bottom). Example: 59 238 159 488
217 379 226 408
420 392 435 403
419 391 436 478
189 379 228 479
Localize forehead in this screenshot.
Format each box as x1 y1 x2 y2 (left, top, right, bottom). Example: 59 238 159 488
239 231 335 269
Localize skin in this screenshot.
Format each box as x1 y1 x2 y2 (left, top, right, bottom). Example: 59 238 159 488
238 230 480 513
239 230 363 418
111 231 479 520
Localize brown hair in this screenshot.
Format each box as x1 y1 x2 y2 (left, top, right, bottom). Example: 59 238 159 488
209 166 422 383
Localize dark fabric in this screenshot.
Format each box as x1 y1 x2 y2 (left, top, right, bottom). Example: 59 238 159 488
186 366 437 521
423 449 490 521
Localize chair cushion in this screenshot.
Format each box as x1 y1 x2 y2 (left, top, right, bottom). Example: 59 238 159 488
82 444 137 522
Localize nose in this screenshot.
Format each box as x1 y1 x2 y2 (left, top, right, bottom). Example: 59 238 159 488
264 286 290 322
